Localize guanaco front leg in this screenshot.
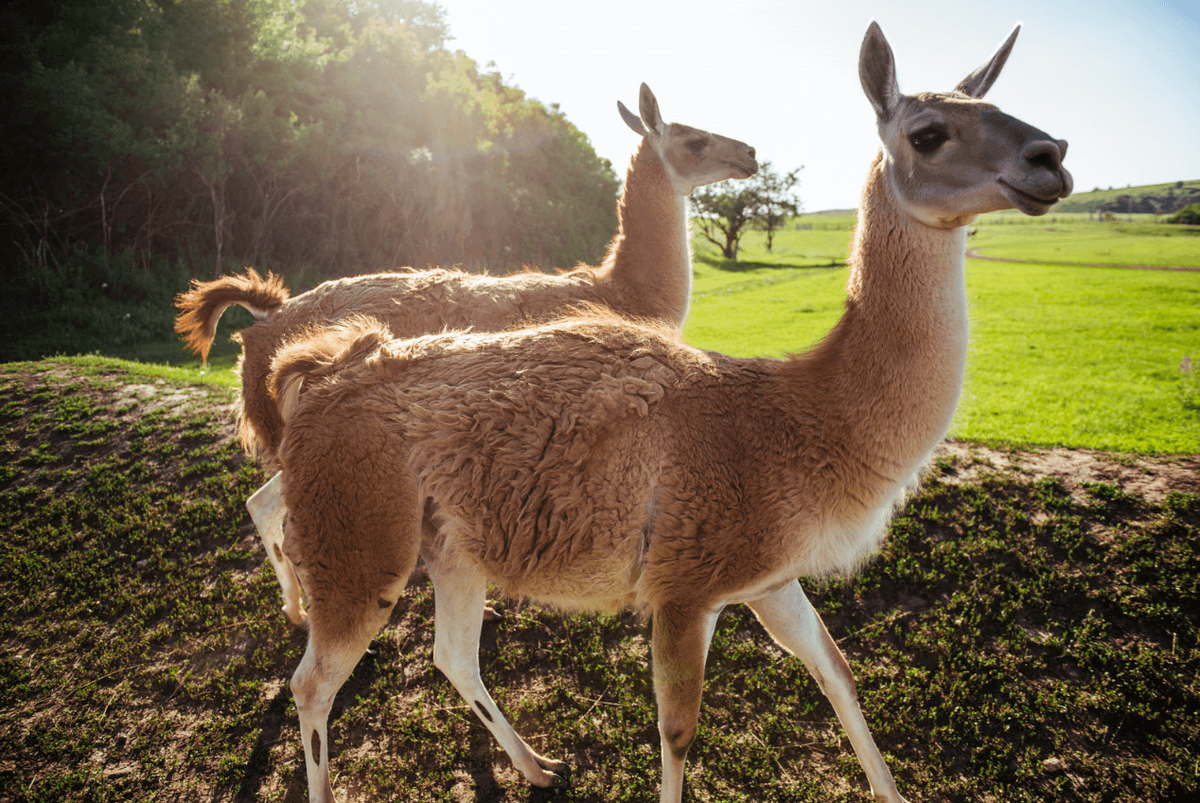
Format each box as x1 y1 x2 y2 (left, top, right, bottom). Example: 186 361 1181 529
747 580 910 803
291 628 371 803
291 556 412 802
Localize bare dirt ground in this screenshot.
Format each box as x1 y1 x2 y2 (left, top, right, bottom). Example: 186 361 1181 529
936 440 1200 504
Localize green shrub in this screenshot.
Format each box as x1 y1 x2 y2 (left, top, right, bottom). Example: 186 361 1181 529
0 245 191 362
1167 203 1200 224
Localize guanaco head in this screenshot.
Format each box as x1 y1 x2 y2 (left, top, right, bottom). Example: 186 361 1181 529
618 83 758 194
859 22 1073 228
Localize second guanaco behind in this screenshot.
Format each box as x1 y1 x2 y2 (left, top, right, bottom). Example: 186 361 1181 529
174 84 757 626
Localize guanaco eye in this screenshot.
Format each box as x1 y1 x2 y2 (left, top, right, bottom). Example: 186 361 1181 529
910 127 949 154
686 138 707 155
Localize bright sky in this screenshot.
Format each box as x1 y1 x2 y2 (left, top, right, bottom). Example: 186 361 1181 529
439 0 1200 212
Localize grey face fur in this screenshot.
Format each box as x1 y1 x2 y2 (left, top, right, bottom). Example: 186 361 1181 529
859 22 1073 227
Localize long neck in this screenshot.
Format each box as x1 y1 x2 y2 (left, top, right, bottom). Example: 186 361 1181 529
599 140 692 327
784 151 970 480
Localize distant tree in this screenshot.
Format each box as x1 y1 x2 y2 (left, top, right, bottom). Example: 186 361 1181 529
753 163 803 251
691 182 759 260
691 161 803 260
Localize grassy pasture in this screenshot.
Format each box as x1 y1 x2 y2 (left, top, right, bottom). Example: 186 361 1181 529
685 216 1200 454
959 262 1197 452
969 214 1200 268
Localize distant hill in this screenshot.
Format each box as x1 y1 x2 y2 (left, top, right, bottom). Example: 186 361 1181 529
1054 180 1200 214
806 208 857 216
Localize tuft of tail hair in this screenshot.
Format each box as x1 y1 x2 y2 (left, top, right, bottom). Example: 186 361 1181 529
269 315 393 425
174 268 290 365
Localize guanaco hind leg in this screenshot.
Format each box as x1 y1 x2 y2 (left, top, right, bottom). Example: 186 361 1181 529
245 472 307 626
291 565 411 803
291 628 370 803
747 580 911 803
421 543 569 787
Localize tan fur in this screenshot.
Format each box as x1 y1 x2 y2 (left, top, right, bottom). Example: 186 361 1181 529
271 24 1071 803
276 160 974 616
176 85 755 631
233 267 611 463
173 268 289 362
269 316 394 425
175 90 756 466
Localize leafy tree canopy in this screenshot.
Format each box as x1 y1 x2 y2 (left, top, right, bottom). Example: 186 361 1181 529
1166 203 1200 225
0 0 619 290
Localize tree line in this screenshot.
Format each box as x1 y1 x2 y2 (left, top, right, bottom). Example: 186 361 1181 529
0 0 809 361
0 0 626 359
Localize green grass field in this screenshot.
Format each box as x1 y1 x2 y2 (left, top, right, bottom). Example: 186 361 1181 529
684 216 1200 454
969 214 1200 268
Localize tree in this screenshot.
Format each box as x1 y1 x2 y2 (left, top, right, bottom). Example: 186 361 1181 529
1 0 627 361
754 163 802 251
691 161 803 260
1 0 620 282
690 180 758 260
1167 203 1200 225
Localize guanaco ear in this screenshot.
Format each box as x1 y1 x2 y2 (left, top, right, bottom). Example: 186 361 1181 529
955 24 1019 98
638 82 666 138
617 99 647 137
859 21 900 121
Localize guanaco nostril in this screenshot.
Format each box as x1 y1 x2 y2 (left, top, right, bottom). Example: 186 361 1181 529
747 147 756 160
1024 140 1063 171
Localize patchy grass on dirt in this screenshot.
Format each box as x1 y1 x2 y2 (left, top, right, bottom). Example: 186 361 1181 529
1 361 1198 802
